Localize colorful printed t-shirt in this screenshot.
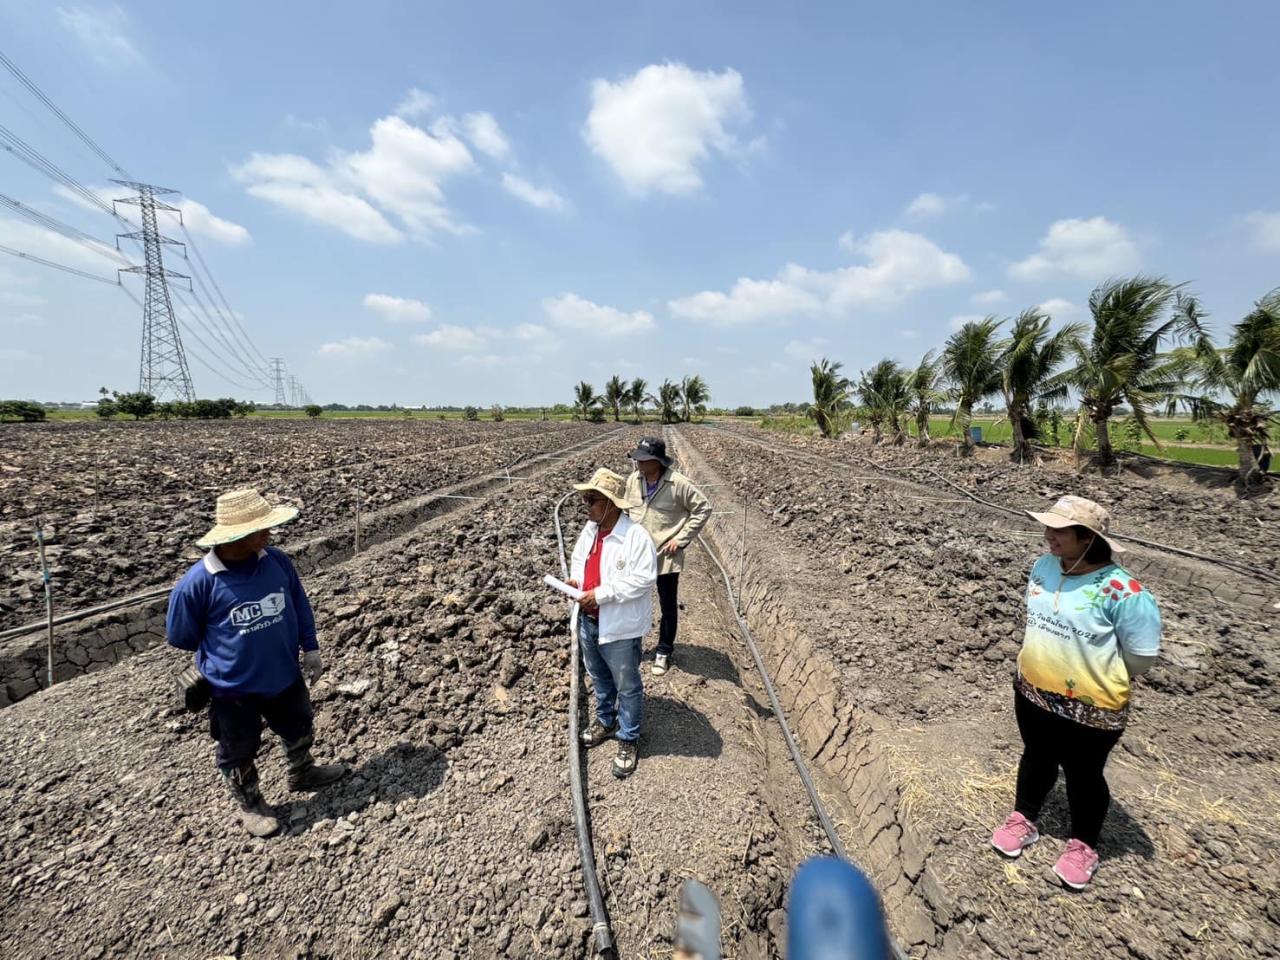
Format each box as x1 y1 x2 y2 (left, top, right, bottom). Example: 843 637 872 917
1016 554 1162 730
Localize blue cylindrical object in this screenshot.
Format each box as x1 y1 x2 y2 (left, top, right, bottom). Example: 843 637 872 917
969 426 983 443
787 857 891 960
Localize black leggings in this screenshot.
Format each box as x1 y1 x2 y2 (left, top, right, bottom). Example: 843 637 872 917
1014 692 1123 847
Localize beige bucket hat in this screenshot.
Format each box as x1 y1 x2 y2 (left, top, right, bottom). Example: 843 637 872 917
1025 495 1126 554
196 488 299 548
572 468 636 511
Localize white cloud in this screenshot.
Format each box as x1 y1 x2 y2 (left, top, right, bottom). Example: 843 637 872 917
668 277 822 327
363 293 432 323
1010 216 1139 280
948 313 987 332
669 229 970 326
233 107 479 242
512 322 551 342
784 337 829 360
317 336 390 359
58 5 140 66
231 153 403 244
461 112 510 161
972 288 1007 305
542 293 655 336
175 199 251 245
1037 297 1080 321
838 230 856 253
413 324 488 350
339 115 475 237
394 88 436 119
457 354 504 368
904 192 991 220
501 173 566 211
1244 211 1280 253
584 63 752 196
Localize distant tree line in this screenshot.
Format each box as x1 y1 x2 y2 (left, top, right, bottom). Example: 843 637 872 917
96 389 255 420
804 276 1280 487
573 375 711 424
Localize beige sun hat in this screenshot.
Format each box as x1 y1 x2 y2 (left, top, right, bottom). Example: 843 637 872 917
572 468 636 511
1025 495 1126 554
196 488 299 548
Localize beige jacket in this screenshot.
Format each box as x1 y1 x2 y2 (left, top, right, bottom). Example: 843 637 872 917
625 468 712 575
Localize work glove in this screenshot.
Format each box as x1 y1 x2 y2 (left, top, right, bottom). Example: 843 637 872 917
302 649 323 685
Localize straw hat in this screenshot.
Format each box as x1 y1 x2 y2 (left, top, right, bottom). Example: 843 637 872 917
572 468 636 511
196 488 299 548
1025 495 1126 554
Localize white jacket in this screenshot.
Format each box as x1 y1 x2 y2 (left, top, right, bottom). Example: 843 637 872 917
569 514 658 644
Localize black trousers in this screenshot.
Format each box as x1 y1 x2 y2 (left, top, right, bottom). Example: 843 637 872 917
209 677 314 771
1013 692 1122 847
656 573 680 656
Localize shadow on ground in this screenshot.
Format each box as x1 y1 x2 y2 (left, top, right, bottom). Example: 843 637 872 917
641 694 724 760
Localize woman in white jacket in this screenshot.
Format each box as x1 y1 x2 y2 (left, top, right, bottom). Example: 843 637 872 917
567 468 658 779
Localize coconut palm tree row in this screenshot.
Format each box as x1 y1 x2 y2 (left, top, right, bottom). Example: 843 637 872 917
573 375 711 424
807 275 1280 486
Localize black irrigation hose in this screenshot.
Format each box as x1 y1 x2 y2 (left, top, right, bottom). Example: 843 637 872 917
705 424 1280 589
696 535 910 960
552 490 616 959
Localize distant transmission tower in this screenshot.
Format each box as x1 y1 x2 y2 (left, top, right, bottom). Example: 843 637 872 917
270 358 288 406
112 180 195 402
288 375 300 407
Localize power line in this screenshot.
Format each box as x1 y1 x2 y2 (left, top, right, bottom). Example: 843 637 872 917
0 242 120 284
177 222 271 369
0 47 131 178
0 192 132 265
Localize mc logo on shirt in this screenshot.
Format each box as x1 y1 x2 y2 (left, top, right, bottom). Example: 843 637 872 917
229 592 287 628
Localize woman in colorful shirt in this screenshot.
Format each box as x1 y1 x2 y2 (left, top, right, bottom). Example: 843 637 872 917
990 495 1161 890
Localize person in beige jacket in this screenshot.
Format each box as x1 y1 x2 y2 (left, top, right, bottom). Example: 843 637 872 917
624 437 712 675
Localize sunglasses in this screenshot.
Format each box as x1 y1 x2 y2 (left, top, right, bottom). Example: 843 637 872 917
581 493 606 506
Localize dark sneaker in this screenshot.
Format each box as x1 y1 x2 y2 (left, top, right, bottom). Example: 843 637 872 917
612 740 638 779
652 653 670 676
580 717 618 748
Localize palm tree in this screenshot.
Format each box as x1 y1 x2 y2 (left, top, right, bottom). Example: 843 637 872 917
858 359 911 445
680 375 710 422
906 350 945 448
649 380 682 424
572 381 600 421
627 377 648 422
1174 288 1280 486
603 376 627 422
1001 308 1085 465
807 357 853 438
943 315 1004 456
1053 276 1200 471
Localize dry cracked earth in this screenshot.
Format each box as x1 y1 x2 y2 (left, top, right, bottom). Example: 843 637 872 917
0 417 1277 959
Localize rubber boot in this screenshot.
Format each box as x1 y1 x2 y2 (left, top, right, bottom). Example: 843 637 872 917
285 733 347 791
221 763 280 838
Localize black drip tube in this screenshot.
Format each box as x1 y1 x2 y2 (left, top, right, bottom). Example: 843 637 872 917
553 490 616 958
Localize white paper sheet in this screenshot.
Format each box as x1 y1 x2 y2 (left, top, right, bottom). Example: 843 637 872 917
543 573 585 601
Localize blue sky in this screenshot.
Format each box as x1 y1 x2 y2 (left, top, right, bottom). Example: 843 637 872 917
1 1 1277 406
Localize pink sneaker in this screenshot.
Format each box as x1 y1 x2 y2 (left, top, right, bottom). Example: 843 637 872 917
1053 839 1100 889
991 812 1039 857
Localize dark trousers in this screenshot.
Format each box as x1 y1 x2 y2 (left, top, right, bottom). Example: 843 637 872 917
656 573 680 656
209 677 314 771
1013 692 1122 847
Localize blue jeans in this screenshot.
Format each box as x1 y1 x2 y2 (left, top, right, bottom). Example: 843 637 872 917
578 616 643 743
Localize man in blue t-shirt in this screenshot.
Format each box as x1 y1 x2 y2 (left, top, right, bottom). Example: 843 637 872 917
167 488 346 837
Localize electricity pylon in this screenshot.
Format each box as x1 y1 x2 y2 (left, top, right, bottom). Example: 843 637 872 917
112 180 195 402
270 358 288 406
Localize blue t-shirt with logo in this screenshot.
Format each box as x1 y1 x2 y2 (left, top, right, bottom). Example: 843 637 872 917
166 546 318 696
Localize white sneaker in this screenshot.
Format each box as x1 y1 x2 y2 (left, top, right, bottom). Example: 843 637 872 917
652 653 670 676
